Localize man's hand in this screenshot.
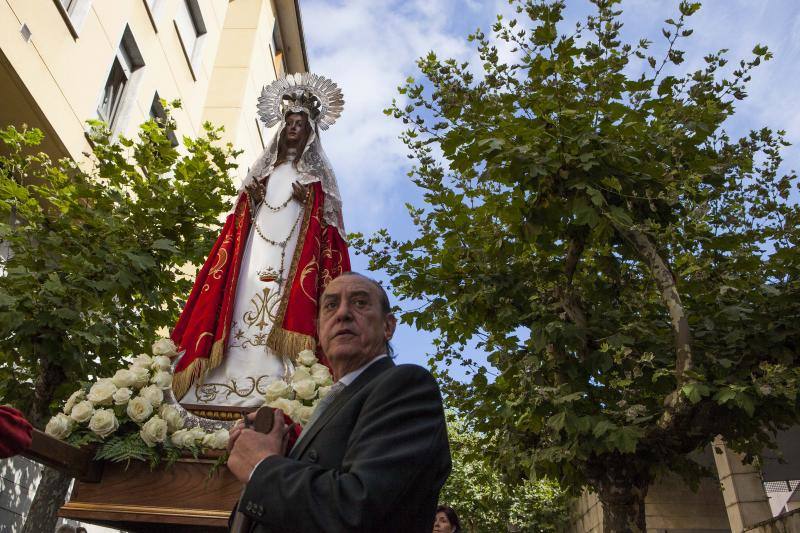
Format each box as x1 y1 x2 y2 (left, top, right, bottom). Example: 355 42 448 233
291 181 308 203
227 409 289 483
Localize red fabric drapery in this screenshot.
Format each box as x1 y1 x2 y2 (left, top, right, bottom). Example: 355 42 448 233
171 183 350 400
0 406 32 458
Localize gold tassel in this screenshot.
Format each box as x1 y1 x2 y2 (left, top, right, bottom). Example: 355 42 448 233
267 327 315 362
172 336 226 400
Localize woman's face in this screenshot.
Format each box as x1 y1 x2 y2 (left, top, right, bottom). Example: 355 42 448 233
285 113 307 145
433 511 455 533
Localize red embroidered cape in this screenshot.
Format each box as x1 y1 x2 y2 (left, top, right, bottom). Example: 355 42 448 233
171 182 350 400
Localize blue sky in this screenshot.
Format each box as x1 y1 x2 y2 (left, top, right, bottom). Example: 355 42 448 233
300 0 800 378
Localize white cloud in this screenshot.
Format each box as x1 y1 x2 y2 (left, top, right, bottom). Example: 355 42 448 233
302 0 477 232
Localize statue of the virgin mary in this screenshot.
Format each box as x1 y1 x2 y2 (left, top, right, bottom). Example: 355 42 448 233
169 74 350 420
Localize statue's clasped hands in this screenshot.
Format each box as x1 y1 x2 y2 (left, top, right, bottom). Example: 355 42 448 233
245 178 307 206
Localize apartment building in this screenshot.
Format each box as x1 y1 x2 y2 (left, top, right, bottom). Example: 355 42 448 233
0 0 308 184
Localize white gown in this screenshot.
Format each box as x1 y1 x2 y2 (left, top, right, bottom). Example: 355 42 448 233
181 160 303 407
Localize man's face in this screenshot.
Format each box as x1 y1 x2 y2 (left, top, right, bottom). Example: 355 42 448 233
284 113 306 146
318 275 396 378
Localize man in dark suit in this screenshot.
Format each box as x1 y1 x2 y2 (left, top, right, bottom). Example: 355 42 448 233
227 272 451 532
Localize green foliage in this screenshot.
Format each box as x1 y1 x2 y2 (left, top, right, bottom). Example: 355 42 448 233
94 432 152 464
208 450 231 480
91 429 193 470
355 0 800 525
0 103 238 423
440 413 567 532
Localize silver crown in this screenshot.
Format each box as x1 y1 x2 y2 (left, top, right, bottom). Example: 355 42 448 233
257 73 345 131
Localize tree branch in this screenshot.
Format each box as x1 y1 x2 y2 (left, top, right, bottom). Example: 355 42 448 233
616 226 693 429
556 232 590 358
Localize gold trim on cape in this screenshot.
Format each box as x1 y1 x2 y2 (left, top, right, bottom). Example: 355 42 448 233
266 187 317 359
172 333 225 401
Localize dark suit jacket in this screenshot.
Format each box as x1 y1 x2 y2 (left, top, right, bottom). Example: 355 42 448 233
235 357 451 532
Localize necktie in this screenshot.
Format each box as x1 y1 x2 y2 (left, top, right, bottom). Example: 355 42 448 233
292 380 346 451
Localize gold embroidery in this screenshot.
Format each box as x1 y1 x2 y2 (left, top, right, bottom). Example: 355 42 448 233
194 375 273 403
194 332 214 353
202 246 229 292
299 259 319 302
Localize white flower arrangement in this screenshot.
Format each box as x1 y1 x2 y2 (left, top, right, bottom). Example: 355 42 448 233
263 349 333 426
45 337 228 467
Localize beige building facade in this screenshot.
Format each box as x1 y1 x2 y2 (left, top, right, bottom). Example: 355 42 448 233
0 0 308 185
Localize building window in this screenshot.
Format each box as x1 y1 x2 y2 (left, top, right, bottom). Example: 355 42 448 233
53 0 92 38
97 26 144 132
143 0 162 32
271 21 287 78
174 0 207 80
150 93 179 147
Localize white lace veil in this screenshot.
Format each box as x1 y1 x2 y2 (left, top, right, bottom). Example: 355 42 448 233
238 115 346 239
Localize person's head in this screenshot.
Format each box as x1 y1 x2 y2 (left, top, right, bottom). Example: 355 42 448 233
318 272 396 379
276 112 313 167
433 505 460 533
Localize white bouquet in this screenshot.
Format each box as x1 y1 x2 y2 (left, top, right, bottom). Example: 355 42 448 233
263 349 333 426
45 338 229 466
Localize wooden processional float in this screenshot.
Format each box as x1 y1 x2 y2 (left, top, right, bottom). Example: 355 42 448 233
26 400 253 531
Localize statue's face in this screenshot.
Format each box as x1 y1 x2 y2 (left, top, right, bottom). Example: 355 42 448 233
285 113 307 145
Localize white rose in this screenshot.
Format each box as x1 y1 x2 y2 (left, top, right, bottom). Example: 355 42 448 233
63 390 85 415
151 355 172 372
202 429 229 450
152 338 179 358
296 349 317 367
87 378 117 406
131 353 153 368
310 364 333 386
292 379 317 401
150 370 172 390
295 405 315 425
159 404 184 433
140 416 167 447
69 400 94 423
139 385 164 407
292 367 312 383
88 408 119 438
264 379 293 402
111 369 136 389
266 397 297 418
170 428 192 447
317 385 332 399
112 387 133 406
127 396 153 423
45 413 73 439
187 427 206 445
288 400 305 420
129 365 150 389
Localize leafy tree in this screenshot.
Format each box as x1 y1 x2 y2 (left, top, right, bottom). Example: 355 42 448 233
441 413 567 532
0 105 238 532
355 1 800 530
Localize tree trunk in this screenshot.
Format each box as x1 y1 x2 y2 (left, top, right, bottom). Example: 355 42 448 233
21 466 72 533
590 454 651 533
28 352 66 427
598 482 648 533
23 351 71 532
